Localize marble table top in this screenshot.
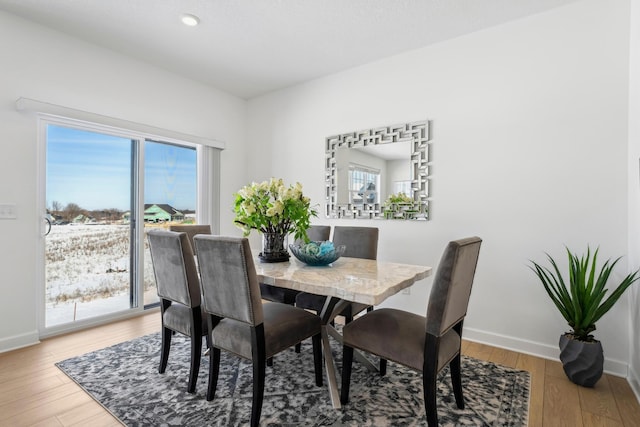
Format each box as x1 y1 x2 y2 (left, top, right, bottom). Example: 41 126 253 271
254 256 432 306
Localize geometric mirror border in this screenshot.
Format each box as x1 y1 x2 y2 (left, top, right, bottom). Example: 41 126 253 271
325 120 431 220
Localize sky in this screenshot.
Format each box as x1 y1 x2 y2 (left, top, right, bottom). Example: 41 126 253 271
46 125 197 212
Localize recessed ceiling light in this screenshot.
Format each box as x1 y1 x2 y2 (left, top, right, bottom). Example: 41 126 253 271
181 14 200 27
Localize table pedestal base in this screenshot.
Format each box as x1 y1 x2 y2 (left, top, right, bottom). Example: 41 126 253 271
319 298 379 409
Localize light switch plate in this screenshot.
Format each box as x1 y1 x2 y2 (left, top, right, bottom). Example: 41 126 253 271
0 204 17 219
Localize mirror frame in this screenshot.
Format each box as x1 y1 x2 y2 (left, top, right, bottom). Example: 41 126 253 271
325 120 431 220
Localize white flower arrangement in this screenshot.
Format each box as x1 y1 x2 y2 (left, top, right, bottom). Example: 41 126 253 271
233 178 317 242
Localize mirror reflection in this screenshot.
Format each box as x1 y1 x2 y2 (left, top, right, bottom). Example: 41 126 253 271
336 141 411 206
325 120 431 220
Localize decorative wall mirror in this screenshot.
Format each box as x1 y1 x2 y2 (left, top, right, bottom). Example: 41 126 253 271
325 120 431 220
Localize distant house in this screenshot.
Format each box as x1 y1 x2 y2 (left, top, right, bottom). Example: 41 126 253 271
121 204 185 223
72 214 94 224
182 209 196 223
143 204 184 223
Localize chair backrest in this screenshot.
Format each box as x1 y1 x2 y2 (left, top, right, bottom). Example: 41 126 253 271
194 235 264 326
147 229 201 308
169 224 212 255
333 226 378 260
295 225 331 245
425 237 482 337
307 225 331 242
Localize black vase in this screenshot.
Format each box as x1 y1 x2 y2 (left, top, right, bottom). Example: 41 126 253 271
559 333 604 387
258 232 290 263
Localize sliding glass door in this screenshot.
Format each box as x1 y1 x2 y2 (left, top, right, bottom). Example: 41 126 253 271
41 120 202 332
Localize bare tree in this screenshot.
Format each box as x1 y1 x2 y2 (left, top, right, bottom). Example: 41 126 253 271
105 208 124 222
89 208 124 223
63 203 84 222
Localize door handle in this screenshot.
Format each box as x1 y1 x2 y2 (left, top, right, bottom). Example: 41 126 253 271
44 216 52 236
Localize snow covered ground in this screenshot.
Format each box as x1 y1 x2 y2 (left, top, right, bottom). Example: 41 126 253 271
45 223 159 327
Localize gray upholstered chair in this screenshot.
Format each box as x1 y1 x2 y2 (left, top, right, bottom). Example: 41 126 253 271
261 225 330 359
169 224 212 255
340 236 482 427
295 226 379 322
147 229 208 393
194 235 323 427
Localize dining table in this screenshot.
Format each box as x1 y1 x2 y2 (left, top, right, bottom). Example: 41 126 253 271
254 255 432 409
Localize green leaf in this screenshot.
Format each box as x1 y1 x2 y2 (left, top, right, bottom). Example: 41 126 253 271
529 246 639 341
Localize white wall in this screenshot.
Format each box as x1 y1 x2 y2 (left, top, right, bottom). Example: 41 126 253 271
247 0 635 375
1 0 636 386
386 159 411 198
0 11 247 351
627 0 640 397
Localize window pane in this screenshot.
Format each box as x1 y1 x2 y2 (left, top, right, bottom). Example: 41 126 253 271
45 125 133 327
349 165 380 204
143 140 198 307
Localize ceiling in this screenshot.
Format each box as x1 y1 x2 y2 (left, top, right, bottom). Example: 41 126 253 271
0 0 578 99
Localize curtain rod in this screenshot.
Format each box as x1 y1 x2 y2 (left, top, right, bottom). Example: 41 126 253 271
15 97 225 150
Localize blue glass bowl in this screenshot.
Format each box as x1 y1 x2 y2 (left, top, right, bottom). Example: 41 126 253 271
289 242 346 266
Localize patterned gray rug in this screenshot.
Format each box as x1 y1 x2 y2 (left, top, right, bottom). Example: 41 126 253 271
56 332 530 426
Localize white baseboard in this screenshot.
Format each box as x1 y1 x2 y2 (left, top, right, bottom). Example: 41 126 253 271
463 327 629 377
629 365 640 403
0 329 39 353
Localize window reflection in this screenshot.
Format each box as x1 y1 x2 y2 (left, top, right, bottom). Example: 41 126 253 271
325 120 431 220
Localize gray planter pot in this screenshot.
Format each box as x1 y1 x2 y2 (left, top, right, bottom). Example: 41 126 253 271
558 333 604 387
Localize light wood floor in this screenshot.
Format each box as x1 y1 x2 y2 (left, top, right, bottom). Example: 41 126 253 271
1 312 639 426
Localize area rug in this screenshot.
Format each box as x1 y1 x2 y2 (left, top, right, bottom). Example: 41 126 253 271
56 332 530 426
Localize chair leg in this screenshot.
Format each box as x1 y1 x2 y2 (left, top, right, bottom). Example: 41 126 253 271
450 353 465 409
423 334 439 426
204 331 211 349
206 347 221 401
251 357 266 427
423 368 438 427
203 331 211 357
159 326 172 374
340 345 354 405
450 322 465 409
251 327 266 427
379 358 387 376
295 342 301 353
267 357 273 367
187 334 202 393
311 333 323 386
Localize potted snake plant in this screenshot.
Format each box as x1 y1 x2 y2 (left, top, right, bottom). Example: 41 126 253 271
530 247 639 387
